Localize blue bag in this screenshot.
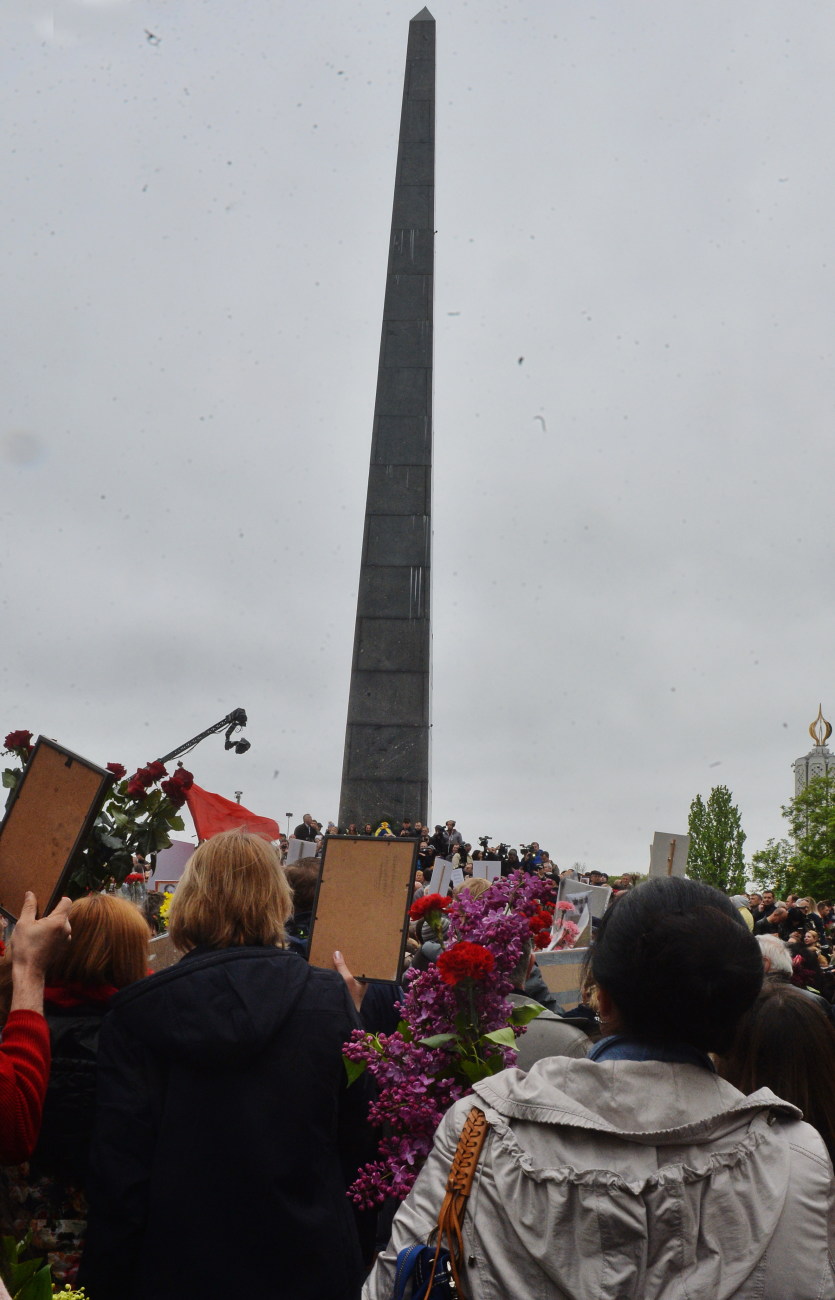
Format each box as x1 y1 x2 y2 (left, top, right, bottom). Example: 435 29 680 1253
392 1243 453 1299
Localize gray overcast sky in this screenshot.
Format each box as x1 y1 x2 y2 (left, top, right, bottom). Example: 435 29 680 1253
2 0 834 872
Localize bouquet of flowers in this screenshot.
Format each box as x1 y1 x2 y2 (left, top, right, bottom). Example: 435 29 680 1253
343 871 556 1207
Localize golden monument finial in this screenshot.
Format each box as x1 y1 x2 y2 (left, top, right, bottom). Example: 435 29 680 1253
809 704 832 747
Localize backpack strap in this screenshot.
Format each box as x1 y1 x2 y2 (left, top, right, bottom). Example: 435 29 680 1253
423 1105 488 1300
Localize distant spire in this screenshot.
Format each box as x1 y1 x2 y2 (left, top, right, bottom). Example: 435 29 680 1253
412 8 434 20
809 704 832 747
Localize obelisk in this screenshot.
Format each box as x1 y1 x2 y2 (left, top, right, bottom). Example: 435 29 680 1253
338 9 434 831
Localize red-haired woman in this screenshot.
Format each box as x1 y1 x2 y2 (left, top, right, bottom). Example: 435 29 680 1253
0 893 149 1284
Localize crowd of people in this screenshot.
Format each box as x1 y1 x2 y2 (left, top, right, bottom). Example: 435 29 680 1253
0 826 833 1299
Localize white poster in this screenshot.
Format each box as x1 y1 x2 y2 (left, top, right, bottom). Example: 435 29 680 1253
286 838 318 864
427 857 454 896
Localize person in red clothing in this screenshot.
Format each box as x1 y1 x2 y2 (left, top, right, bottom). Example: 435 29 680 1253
0 891 72 1164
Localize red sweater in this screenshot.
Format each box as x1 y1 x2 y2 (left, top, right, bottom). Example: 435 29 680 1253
0 1009 51 1164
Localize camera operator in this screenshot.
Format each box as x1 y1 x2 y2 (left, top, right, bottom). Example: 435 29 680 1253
502 847 521 876
521 842 544 874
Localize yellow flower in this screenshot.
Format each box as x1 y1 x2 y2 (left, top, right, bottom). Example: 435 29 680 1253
159 891 174 929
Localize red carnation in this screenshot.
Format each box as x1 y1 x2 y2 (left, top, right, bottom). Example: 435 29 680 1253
161 779 187 808
4 730 33 754
106 762 127 780
409 893 451 922
528 908 553 936
437 941 496 987
125 872 145 883
533 929 551 950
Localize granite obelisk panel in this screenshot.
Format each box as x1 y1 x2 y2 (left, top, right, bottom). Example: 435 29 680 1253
338 9 434 830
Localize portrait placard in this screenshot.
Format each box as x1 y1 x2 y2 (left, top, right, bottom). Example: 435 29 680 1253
0 737 113 919
648 831 690 879
308 836 416 981
557 877 612 919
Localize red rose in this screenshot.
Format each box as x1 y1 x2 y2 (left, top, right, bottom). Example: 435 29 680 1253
4 729 33 753
170 766 193 790
437 941 496 987
161 779 186 808
126 777 147 800
106 762 127 780
144 760 168 782
409 893 451 922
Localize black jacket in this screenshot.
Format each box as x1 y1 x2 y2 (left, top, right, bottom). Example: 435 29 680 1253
79 947 370 1300
34 1000 108 1182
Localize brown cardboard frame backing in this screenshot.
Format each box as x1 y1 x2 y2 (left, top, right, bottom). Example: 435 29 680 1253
308 836 416 981
0 737 114 918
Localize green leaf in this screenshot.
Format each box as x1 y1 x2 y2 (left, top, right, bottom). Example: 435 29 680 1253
8 1257 42 1289
343 1056 367 1086
510 1003 544 1027
458 1058 489 1083
153 824 173 853
17 1263 53 1300
0 1233 18 1277
1 770 18 790
395 1019 413 1043
418 1033 456 1049
483 1027 517 1048
168 814 185 832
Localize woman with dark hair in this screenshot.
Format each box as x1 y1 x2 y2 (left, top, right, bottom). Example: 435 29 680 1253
363 876 835 1300
79 830 369 1300
717 980 835 1164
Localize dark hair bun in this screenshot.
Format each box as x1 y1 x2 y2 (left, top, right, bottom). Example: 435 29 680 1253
591 877 763 1054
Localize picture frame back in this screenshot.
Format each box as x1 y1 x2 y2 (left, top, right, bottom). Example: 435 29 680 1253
0 737 113 919
308 835 416 981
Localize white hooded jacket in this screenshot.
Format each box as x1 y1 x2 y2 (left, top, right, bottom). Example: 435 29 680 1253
363 1056 835 1300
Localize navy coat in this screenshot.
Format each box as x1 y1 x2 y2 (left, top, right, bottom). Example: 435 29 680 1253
79 946 370 1300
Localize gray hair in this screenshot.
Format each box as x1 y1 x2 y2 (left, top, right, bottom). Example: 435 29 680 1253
756 933 793 978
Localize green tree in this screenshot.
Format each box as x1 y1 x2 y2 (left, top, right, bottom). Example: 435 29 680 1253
748 837 798 898
783 773 835 900
686 785 747 893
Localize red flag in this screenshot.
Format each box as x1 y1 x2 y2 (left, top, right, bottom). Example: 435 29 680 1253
184 783 280 842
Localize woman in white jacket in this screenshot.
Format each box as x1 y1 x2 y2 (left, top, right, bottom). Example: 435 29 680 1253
363 877 835 1300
